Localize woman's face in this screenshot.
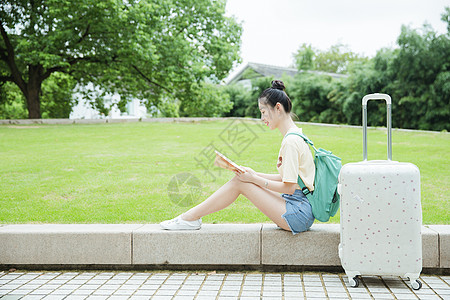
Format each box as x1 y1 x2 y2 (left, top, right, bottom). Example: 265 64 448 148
259 101 279 130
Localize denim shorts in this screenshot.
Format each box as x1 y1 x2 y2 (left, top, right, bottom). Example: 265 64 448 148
281 189 315 235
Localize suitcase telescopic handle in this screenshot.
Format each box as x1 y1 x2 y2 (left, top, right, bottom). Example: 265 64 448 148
362 93 392 161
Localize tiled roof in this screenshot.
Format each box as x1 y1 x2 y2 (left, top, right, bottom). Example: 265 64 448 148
225 62 347 85
248 62 298 78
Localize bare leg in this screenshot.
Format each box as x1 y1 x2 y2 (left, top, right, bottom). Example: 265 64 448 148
183 176 291 231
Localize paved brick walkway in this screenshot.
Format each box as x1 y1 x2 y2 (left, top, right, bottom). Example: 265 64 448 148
0 271 448 300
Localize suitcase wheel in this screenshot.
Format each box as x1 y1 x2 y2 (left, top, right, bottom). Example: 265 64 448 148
349 277 360 288
411 279 422 290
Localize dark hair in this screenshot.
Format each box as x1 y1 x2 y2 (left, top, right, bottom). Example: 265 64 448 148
258 80 292 113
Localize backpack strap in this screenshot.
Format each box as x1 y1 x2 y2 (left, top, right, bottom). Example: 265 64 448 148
298 175 313 198
285 132 313 146
284 132 318 152
284 132 315 198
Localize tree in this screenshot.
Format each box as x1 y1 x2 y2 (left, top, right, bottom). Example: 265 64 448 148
179 82 232 117
289 72 345 124
387 22 450 130
294 43 315 71
222 83 252 117
330 13 450 131
323 7 450 131
40 72 76 118
315 44 367 74
0 81 27 119
0 0 242 119
294 43 367 74
245 77 274 118
334 55 390 126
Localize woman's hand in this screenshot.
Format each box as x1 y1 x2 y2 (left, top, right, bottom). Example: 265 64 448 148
235 166 257 183
240 166 256 174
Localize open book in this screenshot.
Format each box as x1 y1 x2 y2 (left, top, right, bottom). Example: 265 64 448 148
214 150 245 173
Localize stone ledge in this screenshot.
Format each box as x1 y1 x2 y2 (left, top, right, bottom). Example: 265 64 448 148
0 117 228 125
427 225 450 268
0 224 142 265
133 224 261 265
422 226 439 268
0 224 447 271
262 224 341 266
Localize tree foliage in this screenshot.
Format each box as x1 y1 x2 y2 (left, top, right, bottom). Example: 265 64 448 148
0 0 242 118
294 43 368 74
289 73 344 124
179 82 232 117
40 72 76 118
294 44 315 71
224 76 274 119
387 23 450 130
0 81 27 119
222 83 252 117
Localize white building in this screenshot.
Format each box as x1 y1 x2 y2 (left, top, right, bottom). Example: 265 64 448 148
69 83 148 119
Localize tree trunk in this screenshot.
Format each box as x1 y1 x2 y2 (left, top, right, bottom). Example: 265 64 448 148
26 88 41 119
26 65 43 119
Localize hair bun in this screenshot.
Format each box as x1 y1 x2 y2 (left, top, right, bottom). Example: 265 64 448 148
271 80 285 91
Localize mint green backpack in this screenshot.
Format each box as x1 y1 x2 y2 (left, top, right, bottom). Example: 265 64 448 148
285 133 342 222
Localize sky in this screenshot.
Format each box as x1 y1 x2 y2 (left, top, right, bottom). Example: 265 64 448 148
225 0 449 69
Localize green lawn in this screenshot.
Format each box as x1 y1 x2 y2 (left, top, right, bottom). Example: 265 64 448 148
0 119 448 224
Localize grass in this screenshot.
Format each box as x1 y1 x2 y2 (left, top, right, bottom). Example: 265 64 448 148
0 119 448 224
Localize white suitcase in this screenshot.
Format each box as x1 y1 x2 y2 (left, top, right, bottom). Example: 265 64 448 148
338 94 422 290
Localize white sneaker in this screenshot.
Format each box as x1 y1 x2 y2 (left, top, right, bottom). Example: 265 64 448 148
160 215 202 230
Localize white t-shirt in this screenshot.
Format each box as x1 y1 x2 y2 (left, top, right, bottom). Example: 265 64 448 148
276 127 315 191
